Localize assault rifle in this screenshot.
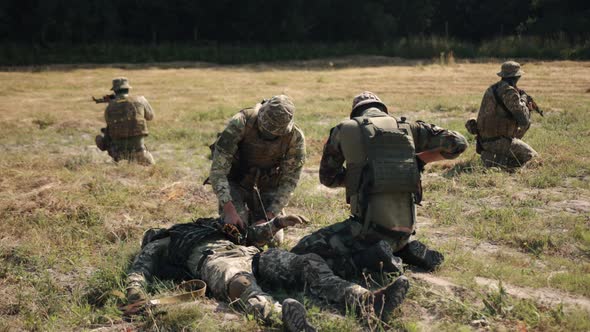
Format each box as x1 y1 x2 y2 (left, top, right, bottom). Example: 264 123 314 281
92 94 115 104
519 89 544 117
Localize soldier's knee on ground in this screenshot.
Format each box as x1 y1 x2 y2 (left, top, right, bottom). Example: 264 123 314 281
95 135 106 151
352 240 404 274
228 274 253 300
395 240 444 272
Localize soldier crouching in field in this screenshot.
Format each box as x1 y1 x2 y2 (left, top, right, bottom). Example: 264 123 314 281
292 91 468 281
465 61 539 169
124 215 409 330
94 77 155 165
208 95 305 245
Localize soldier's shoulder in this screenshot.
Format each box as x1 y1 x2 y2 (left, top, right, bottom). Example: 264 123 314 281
227 111 249 127
497 81 518 94
292 125 305 140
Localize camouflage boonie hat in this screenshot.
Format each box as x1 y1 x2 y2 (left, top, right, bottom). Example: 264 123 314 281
497 61 524 78
351 91 388 116
111 77 132 91
258 95 295 136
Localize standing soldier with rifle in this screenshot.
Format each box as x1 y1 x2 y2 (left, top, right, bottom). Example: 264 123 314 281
465 61 541 169
94 77 155 165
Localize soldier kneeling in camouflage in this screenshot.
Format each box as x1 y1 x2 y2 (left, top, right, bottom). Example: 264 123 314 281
95 77 155 165
293 91 468 280
208 95 306 244
465 61 539 169
125 215 409 330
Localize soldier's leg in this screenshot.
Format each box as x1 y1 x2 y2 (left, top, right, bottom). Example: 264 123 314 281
130 149 155 166
95 134 106 151
509 139 538 167
257 248 409 321
394 240 445 272
352 240 404 275
186 241 277 320
291 219 363 278
126 237 171 303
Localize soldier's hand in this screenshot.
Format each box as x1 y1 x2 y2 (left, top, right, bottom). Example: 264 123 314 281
223 201 245 231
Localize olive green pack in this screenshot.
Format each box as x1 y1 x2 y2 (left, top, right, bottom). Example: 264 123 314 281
105 96 148 139
349 114 420 197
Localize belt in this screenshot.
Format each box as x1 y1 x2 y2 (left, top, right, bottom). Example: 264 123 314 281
479 136 511 144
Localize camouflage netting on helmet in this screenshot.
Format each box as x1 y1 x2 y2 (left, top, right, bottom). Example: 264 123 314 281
258 95 295 136
350 91 388 117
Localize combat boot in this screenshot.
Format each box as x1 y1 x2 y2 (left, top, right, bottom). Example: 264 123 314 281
281 298 317 332
352 240 404 275
395 240 444 272
372 276 410 322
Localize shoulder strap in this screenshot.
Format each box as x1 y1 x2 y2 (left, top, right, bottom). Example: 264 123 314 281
491 82 513 118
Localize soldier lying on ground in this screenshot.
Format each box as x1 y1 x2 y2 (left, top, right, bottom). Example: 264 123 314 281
125 215 409 330
292 91 468 280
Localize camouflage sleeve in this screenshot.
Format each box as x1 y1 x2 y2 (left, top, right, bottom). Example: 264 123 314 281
210 112 247 206
267 127 306 215
138 96 155 121
410 121 468 159
319 125 346 188
499 84 530 127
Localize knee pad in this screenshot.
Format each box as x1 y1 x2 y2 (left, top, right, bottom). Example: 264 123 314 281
228 274 253 300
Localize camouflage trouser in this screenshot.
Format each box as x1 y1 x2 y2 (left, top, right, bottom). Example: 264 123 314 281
291 218 410 279
104 136 155 166
480 137 537 169
219 182 283 245
257 248 372 311
127 237 278 320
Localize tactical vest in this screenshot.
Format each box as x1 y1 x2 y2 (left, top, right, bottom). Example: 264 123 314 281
340 109 420 231
105 96 149 139
229 108 294 189
476 82 520 139
342 110 420 200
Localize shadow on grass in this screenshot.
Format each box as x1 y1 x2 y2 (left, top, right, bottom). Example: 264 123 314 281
442 158 482 178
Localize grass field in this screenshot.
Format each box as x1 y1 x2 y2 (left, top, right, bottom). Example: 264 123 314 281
0 57 589 331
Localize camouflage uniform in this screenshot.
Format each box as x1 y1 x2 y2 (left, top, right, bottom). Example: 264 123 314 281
126 217 406 322
471 61 538 168
209 95 306 224
293 92 468 277
95 77 155 166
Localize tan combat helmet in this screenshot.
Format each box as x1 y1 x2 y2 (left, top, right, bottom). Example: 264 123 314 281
111 77 132 91
497 61 524 78
258 95 295 136
351 91 388 117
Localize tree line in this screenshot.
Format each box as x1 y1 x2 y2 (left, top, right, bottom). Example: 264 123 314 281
1 0 589 46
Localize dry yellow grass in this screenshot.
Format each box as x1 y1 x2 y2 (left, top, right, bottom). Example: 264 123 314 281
0 57 589 331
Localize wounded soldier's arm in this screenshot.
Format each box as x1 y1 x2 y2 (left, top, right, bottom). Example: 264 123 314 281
267 129 306 215
411 121 468 162
210 113 247 206
500 86 530 128
319 125 346 188
247 215 307 246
